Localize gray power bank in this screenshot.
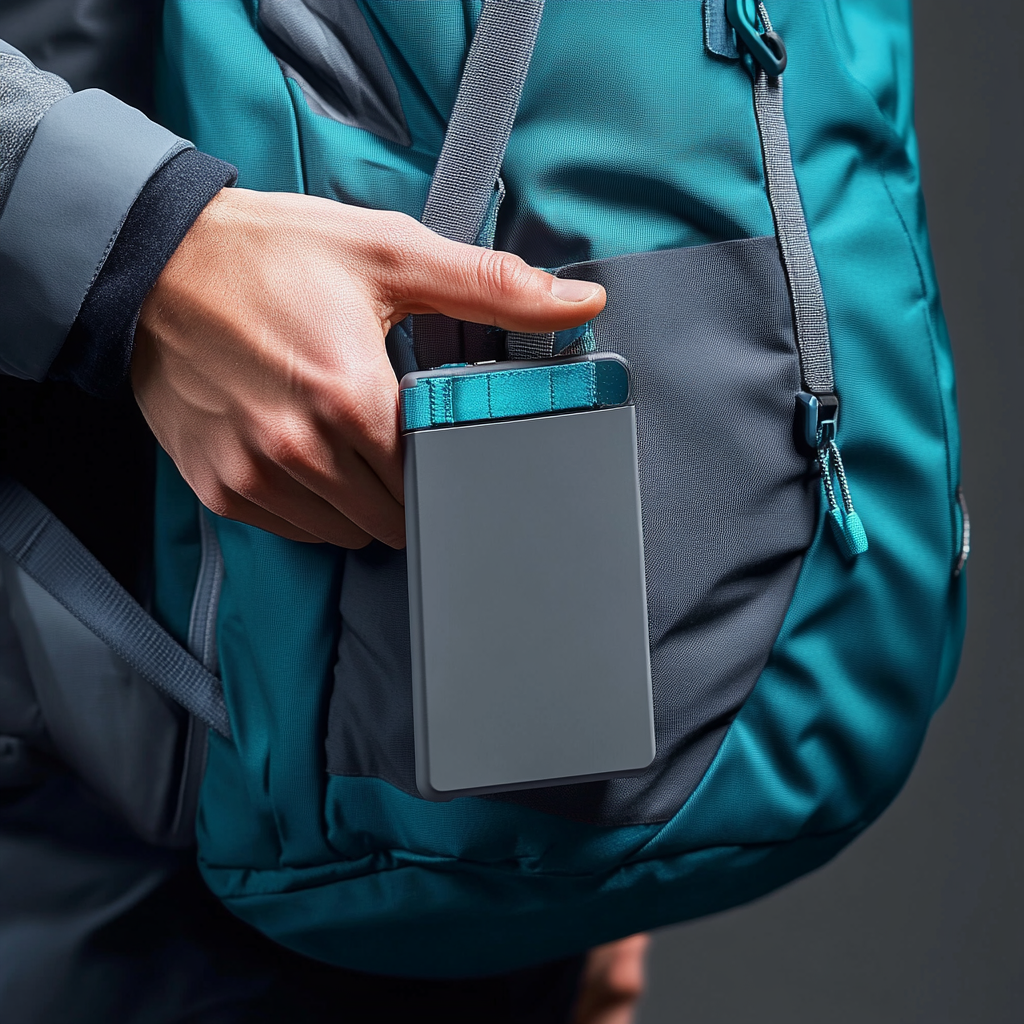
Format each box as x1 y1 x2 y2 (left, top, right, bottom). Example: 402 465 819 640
401 355 655 800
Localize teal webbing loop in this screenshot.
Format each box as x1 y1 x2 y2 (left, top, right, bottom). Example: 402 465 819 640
400 358 628 432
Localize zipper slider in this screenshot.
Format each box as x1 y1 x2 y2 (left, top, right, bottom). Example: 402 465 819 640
798 392 868 560
726 0 787 79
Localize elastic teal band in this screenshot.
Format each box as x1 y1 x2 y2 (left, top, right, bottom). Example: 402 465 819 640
400 359 629 431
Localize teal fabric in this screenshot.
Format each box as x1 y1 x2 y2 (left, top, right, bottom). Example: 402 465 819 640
154 0 966 976
399 358 628 431
151 447 202 649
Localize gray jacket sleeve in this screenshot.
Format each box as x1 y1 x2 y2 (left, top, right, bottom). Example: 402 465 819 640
0 39 193 382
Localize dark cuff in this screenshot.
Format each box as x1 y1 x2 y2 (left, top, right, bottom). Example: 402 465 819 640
51 148 238 398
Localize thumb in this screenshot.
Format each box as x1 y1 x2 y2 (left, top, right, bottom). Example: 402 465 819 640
382 226 606 333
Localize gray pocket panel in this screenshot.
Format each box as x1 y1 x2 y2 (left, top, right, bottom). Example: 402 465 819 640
326 235 815 825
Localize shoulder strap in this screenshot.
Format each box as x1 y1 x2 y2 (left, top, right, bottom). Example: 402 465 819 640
0 475 231 738
414 0 545 369
420 0 544 244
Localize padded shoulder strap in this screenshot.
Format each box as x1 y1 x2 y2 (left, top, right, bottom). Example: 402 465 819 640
414 0 545 369
0 475 232 738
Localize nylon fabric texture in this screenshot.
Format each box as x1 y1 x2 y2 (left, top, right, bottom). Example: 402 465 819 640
153 0 965 977
257 0 411 146
325 235 813 826
0 47 71 213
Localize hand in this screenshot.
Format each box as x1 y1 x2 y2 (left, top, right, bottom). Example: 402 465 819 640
573 934 650 1024
132 187 605 549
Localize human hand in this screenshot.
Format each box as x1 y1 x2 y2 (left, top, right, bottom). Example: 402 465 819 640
132 187 605 549
573 934 650 1024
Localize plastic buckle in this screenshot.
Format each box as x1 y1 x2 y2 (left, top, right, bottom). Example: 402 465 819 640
797 392 839 451
725 0 787 78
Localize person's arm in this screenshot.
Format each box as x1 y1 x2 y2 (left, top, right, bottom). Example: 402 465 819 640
0 40 606 551
0 39 223 389
132 189 607 549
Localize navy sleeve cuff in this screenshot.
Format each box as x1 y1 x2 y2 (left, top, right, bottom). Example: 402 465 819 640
52 148 238 398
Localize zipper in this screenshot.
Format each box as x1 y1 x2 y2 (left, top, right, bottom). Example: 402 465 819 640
730 0 868 562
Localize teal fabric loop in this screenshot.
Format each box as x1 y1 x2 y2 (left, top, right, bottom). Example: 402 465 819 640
400 358 629 432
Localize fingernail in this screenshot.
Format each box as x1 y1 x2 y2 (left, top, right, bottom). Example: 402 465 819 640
551 277 601 302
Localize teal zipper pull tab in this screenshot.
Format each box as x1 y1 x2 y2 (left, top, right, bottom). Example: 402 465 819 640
799 391 867 560
819 440 868 560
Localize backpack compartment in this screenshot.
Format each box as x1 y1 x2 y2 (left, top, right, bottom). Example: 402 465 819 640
325 234 814 828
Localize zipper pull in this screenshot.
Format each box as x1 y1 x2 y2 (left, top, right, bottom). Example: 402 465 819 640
798 392 868 560
819 440 868 559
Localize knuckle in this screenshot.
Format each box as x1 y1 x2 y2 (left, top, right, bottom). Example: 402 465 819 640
318 385 366 438
197 482 238 520
219 461 264 504
266 423 314 473
328 375 365 415
385 210 421 238
475 250 532 297
362 212 422 274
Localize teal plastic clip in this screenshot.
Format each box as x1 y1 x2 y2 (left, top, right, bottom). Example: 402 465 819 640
725 0 787 78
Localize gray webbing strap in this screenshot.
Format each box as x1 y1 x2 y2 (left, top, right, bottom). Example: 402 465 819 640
749 4 835 394
420 0 544 242
0 476 232 738
752 71 834 393
414 0 545 369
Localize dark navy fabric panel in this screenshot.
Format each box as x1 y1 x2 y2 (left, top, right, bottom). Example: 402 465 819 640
326 235 815 825
327 542 416 792
0 478 231 740
0 551 197 847
521 235 813 822
0 771 585 1023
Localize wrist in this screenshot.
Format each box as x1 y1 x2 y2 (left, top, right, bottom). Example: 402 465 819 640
52 150 237 398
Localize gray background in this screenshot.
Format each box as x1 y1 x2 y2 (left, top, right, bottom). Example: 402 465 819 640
639 2 1024 1021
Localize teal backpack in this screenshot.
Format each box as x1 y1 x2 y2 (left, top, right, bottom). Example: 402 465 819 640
0 0 966 977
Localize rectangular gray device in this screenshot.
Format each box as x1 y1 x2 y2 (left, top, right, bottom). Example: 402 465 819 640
401 355 655 800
